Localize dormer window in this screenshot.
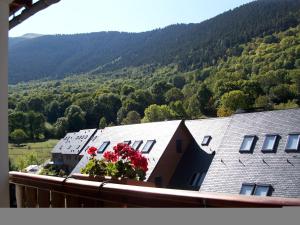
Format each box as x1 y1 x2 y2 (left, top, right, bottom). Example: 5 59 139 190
97 141 110 153
240 135 256 153
201 136 211 146
285 134 300 152
141 140 156 153
132 140 143 151
262 134 278 152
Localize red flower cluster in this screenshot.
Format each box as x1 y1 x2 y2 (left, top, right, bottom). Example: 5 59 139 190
108 143 148 172
87 146 97 156
103 151 118 162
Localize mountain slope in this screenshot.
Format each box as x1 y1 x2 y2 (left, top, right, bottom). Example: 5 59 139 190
9 0 300 84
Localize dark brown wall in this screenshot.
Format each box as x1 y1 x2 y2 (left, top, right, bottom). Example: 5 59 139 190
148 121 194 187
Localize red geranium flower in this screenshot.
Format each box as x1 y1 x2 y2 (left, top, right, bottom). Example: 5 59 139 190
103 151 118 162
87 146 97 156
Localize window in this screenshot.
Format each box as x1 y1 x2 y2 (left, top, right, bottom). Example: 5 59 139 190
97 141 110 153
262 135 278 152
240 183 255 196
201 136 211 146
285 134 300 152
141 140 156 153
254 185 271 196
123 140 131 145
240 183 272 197
190 172 206 187
176 140 182 153
132 140 143 151
240 135 256 153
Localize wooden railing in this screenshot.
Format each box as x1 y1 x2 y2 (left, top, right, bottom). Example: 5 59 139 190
9 171 300 208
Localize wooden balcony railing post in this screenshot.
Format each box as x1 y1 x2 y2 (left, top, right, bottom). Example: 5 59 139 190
15 184 25 208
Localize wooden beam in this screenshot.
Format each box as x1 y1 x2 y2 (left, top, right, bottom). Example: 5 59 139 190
0 0 10 208
9 0 60 30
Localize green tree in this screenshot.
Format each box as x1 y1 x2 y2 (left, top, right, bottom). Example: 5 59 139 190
142 104 175 123
220 90 250 112
64 105 86 132
27 111 46 140
54 117 69 138
28 96 45 113
99 117 107 129
165 87 184 103
185 95 203 119
10 129 28 146
122 111 141 125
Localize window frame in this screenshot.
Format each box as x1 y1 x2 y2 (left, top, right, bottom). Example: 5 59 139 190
239 135 256 153
240 183 256 195
97 141 110 153
131 140 143 151
285 133 300 152
253 184 272 197
261 134 279 153
141 140 156 154
201 136 212 146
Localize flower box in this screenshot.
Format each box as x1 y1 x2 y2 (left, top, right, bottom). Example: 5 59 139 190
71 173 156 187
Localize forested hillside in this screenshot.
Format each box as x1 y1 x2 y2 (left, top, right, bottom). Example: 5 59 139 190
8 25 300 143
9 0 300 84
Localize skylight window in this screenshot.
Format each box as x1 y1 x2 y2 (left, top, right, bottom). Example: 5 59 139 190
240 183 272 197
239 135 256 153
285 134 300 152
254 185 271 196
124 140 131 145
97 141 110 153
132 140 143 151
240 183 255 196
141 140 156 153
201 136 211 146
262 135 278 152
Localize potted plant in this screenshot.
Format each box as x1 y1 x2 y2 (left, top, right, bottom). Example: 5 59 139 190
74 143 154 187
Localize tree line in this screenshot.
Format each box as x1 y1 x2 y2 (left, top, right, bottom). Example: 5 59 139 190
8 25 300 144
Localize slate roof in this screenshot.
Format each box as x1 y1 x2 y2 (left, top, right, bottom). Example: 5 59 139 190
169 117 231 190
52 129 96 155
71 120 183 180
199 108 300 198
51 132 76 154
185 117 231 154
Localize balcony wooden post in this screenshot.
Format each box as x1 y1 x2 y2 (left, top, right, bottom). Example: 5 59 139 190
0 0 10 207
15 185 26 208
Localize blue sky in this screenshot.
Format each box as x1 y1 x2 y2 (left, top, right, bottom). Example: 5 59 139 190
9 0 254 37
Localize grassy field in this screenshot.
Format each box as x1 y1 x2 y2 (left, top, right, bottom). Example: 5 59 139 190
9 139 59 169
